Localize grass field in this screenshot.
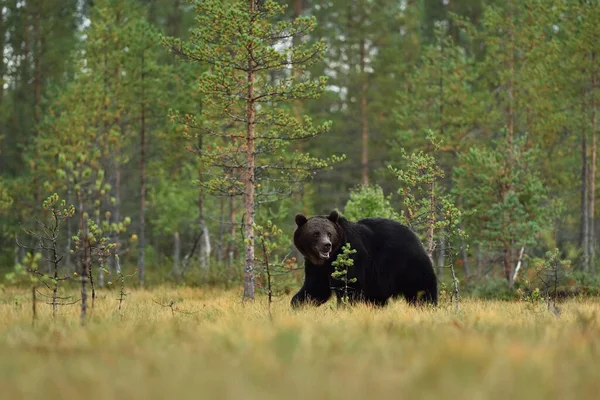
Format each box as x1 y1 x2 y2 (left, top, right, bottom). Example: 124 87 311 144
1 287 599 400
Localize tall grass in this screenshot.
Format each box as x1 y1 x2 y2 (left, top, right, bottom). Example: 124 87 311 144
1 287 599 400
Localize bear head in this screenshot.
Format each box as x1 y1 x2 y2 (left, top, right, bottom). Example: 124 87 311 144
293 210 344 265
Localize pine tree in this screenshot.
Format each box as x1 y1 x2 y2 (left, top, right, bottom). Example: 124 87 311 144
163 0 340 299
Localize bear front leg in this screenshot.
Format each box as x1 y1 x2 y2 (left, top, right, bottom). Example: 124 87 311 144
291 263 332 308
291 284 332 308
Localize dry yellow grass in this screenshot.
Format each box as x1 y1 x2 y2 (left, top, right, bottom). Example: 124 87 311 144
1 286 599 400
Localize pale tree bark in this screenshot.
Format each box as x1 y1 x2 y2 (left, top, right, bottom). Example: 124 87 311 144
243 0 257 300
436 237 444 279
0 2 6 105
198 136 210 269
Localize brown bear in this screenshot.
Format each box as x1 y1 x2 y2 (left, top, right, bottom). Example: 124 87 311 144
291 210 438 307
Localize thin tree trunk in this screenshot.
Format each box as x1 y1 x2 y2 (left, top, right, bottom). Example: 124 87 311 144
503 245 511 282
243 0 257 300
113 159 121 273
228 195 236 268
138 49 147 287
512 246 525 283
360 27 369 185
427 182 435 261
78 191 89 326
168 0 181 38
506 0 515 169
33 0 42 216
0 3 5 105
436 237 444 278
291 0 305 206
476 243 483 277
292 0 303 123
198 136 209 269
33 0 41 125
65 187 73 271
458 223 470 277
173 231 181 281
217 197 225 264
589 50 597 272
504 0 515 283
582 90 590 272
97 211 104 289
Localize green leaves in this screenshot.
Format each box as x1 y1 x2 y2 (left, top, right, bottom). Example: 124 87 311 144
453 134 559 251
163 0 339 204
331 243 358 306
343 184 399 222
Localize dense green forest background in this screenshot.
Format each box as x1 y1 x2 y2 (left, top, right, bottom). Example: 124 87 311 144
0 0 598 299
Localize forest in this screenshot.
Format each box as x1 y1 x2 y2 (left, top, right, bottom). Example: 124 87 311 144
2 1 600 399
0 0 599 301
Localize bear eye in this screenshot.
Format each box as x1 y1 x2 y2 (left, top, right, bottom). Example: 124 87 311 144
313 232 319 237
327 232 332 238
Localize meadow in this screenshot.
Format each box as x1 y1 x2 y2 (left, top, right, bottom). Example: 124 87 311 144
1 287 599 400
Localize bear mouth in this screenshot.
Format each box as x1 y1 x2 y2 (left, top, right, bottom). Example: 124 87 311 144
318 251 330 260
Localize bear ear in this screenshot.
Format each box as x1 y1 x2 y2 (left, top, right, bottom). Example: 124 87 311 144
327 210 339 223
295 214 308 227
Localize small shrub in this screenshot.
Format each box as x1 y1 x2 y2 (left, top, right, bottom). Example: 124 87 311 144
343 184 400 221
331 243 357 306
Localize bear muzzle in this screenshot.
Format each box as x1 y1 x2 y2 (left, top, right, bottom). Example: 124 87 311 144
317 242 332 260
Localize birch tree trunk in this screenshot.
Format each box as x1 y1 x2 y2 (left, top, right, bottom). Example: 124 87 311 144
243 0 257 300
436 237 444 279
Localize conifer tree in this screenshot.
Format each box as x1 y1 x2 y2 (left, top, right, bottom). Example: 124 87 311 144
163 0 340 299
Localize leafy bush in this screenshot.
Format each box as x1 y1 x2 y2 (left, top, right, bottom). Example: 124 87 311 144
343 184 399 221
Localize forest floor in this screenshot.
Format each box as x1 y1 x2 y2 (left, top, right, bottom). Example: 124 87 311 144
0 286 599 400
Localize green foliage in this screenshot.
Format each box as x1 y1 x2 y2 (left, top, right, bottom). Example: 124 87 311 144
6 193 75 293
73 217 130 266
389 133 464 250
254 221 300 300
453 134 560 252
331 243 357 306
162 0 343 203
0 182 12 213
4 253 42 287
149 164 200 235
530 249 572 296
394 22 480 152
343 184 399 221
